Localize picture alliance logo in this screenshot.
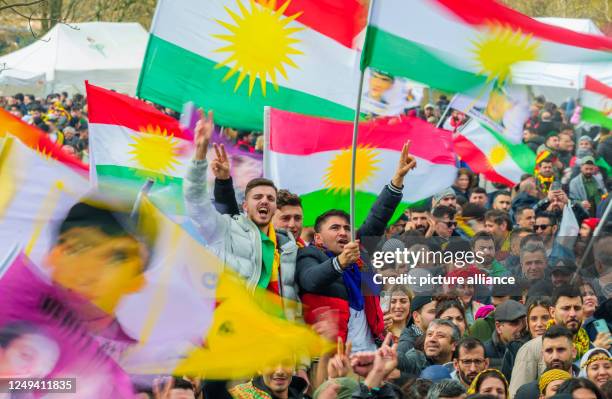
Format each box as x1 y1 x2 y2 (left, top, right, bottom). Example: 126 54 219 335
371 248 486 269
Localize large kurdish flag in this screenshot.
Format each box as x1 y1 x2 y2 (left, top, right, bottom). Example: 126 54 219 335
454 119 535 186
362 0 612 93
265 108 457 227
87 82 193 213
137 0 365 131
581 76 612 129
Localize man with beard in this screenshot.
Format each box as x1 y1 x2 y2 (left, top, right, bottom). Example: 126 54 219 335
296 142 416 352
398 296 438 353
398 319 461 377
469 187 489 209
558 132 575 168
514 326 578 399
535 158 557 196
569 156 607 217
433 188 458 210
404 207 435 237
432 205 460 250
471 231 509 277
484 210 512 261
535 212 558 255
452 338 490 388
491 191 512 213
483 300 527 370
230 360 308 399
509 285 595 397
184 111 300 318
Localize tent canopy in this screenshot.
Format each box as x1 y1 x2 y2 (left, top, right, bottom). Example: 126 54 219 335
0 22 148 96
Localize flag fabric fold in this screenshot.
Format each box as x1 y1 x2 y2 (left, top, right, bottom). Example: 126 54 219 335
265 108 457 226
137 0 366 130
581 76 612 129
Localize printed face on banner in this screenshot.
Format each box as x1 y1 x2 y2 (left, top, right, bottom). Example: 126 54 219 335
0 322 60 378
361 68 423 117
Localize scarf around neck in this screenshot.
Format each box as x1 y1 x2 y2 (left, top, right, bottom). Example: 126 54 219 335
315 242 365 311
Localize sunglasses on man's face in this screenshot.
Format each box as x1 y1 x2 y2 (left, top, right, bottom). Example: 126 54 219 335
437 220 457 228
534 224 550 231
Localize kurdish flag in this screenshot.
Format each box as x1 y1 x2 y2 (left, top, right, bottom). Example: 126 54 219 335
362 0 612 93
0 108 88 172
581 76 612 129
265 108 457 227
454 119 535 187
87 82 194 213
137 0 365 130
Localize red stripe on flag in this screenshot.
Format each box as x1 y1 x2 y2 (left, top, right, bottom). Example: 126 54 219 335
266 0 366 48
85 82 189 139
453 133 514 186
268 108 456 165
585 76 612 98
434 0 612 51
0 109 88 175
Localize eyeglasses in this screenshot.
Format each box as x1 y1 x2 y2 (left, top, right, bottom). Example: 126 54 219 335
534 224 550 231
459 359 486 366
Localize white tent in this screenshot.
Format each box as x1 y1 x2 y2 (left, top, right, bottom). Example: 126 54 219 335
0 22 148 96
511 18 612 103
0 68 46 96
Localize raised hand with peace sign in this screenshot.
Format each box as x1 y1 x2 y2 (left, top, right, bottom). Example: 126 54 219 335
391 140 417 189
211 143 231 180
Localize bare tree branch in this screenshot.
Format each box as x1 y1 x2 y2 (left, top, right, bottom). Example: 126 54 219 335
0 0 45 12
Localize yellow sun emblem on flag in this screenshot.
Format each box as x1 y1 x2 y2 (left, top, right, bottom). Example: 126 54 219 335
323 146 381 192
128 125 181 180
489 144 507 166
471 24 539 84
213 0 304 96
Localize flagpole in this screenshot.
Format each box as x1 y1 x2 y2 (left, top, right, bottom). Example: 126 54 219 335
573 196 612 282
349 71 366 241
130 179 155 220
349 0 375 241
436 95 454 129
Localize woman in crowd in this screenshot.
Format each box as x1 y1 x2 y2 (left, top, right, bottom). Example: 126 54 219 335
467 369 509 399
435 298 469 337
579 348 612 389
444 267 484 325
452 168 476 203
557 378 606 399
527 297 552 338
385 285 413 342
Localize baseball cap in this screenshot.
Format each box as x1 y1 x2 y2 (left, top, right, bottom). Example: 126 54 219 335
550 259 577 275
494 300 526 322
581 155 596 165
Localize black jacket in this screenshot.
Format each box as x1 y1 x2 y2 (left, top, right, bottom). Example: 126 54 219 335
296 183 403 299
483 332 507 370
213 177 241 216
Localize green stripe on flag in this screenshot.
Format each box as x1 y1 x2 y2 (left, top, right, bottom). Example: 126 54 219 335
137 35 356 131
481 123 536 174
582 107 612 129
361 26 486 93
300 189 415 228
96 164 186 215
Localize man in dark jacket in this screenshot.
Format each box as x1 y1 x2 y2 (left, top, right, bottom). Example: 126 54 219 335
296 142 416 351
483 300 527 370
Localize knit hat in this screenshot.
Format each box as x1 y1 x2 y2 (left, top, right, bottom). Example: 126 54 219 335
579 135 593 143
433 187 456 202
381 238 406 253
546 131 559 139
538 369 571 393
313 377 359 399
475 305 495 320
581 218 600 231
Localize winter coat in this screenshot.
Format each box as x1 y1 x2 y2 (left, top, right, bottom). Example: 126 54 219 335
569 173 606 202
296 183 403 343
184 160 300 320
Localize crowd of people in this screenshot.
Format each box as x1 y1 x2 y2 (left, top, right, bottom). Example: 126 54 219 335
1 88 612 399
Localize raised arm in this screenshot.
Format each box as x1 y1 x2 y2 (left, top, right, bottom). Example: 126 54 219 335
358 141 416 251
183 110 230 245
211 143 241 216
